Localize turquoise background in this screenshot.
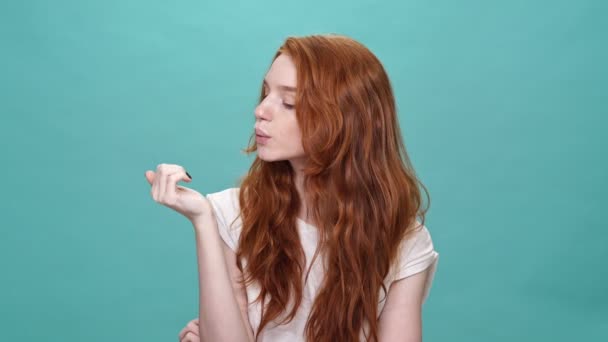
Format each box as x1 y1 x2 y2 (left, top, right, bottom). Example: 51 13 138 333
1 0 606 340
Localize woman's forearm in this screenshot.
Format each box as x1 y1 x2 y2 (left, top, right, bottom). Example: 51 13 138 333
192 214 253 342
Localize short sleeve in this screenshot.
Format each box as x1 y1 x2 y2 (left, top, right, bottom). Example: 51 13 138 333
393 222 439 303
205 187 242 252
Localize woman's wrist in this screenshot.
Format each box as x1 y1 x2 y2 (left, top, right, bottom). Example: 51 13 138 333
190 210 215 232
189 197 214 226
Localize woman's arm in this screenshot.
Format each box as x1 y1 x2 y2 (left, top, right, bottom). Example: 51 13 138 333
222 232 255 341
377 267 430 342
192 213 254 342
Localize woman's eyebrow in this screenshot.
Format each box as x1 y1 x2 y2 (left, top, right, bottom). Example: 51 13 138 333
263 79 297 93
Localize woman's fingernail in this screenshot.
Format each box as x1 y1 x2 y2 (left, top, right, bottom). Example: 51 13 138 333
186 171 192 180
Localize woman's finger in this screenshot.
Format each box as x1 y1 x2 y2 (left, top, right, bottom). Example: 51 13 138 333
153 164 165 201
159 165 188 202
155 164 180 202
144 170 154 185
146 170 155 199
178 319 199 340
165 170 191 201
152 169 159 201
178 324 194 340
157 164 166 202
180 331 199 342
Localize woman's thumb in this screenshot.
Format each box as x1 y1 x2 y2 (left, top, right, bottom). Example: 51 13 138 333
145 170 155 185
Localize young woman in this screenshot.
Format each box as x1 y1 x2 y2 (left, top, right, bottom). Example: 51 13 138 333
145 34 439 342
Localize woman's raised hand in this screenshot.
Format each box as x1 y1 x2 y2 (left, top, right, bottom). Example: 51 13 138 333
145 164 212 222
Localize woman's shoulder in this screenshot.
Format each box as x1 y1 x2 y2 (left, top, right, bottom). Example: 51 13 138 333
206 187 240 201
389 220 439 302
399 221 437 261
206 187 241 215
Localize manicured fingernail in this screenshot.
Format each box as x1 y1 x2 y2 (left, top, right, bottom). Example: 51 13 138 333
186 171 192 180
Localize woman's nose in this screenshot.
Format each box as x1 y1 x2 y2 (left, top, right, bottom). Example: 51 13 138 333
255 102 271 121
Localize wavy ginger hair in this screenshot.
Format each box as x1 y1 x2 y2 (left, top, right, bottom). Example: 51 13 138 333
236 34 430 341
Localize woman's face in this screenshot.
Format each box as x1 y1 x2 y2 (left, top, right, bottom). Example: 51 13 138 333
254 54 306 166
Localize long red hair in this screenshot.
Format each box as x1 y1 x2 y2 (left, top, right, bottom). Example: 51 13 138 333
236 34 430 341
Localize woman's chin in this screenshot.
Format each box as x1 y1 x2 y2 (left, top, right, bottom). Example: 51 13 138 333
257 152 277 162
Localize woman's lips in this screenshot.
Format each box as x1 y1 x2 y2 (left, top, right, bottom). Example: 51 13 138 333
256 134 270 144
255 128 271 144
255 128 270 137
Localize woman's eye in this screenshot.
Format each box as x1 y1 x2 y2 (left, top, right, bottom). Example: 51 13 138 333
283 103 295 110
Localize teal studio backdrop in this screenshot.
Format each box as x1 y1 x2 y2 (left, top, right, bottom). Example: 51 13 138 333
0 0 606 341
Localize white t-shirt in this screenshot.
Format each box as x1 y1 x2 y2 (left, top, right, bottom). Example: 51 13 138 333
206 187 439 341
